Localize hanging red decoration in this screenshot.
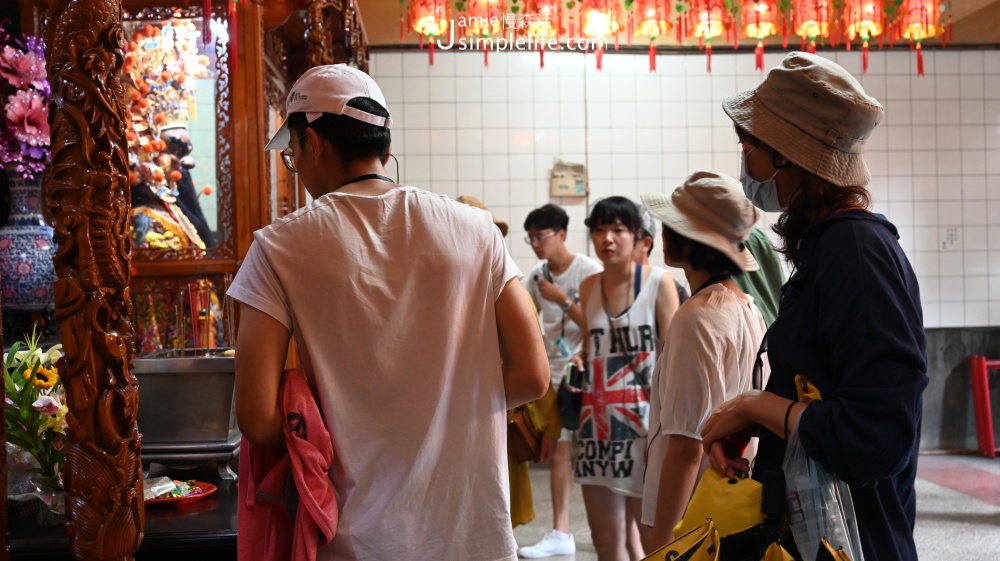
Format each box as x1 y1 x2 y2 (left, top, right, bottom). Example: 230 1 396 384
581 0 621 70
901 0 941 77
846 0 883 74
460 0 506 67
410 0 450 64
795 0 830 54
742 0 776 71
634 0 672 71
692 1 725 72
525 0 562 68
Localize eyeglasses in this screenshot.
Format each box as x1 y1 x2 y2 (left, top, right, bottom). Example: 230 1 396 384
524 231 557 246
280 133 308 173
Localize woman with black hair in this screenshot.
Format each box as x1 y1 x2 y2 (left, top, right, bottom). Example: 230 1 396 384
572 196 679 560
638 172 767 548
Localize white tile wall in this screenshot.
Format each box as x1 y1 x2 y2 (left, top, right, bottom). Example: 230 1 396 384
370 48 1000 327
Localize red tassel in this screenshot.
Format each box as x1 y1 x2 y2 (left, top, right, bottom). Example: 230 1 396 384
420 34 424 49
846 36 851 51
949 18 954 43
808 39 816 54
755 40 763 71
628 15 633 47
863 41 869 74
229 0 237 74
676 16 683 44
649 41 656 72
706 41 712 73
540 40 545 68
429 37 435 65
615 30 620 51
782 19 788 49
400 16 405 42
203 0 212 45
916 42 924 76
699 35 704 51
878 34 883 49
909 39 914 51
596 41 603 71
484 45 489 67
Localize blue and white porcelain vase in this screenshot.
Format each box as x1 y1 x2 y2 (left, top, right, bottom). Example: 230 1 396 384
0 165 57 310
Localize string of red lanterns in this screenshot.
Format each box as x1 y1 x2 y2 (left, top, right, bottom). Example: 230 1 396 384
402 0 953 74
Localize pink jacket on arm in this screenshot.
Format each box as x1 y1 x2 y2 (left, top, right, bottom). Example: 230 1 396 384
238 369 338 561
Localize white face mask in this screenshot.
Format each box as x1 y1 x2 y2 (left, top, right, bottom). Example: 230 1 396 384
740 147 783 212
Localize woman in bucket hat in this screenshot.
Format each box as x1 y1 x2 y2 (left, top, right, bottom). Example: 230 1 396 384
638 172 768 548
701 52 928 561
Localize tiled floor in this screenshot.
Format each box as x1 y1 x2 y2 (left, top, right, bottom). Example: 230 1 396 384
512 453 1000 560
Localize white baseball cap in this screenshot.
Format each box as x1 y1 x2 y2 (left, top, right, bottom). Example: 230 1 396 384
264 64 393 151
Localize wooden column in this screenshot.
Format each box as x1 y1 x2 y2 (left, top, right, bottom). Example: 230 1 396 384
233 0 271 259
44 1 144 560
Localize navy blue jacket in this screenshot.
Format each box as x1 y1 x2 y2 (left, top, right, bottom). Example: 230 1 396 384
756 210 928 561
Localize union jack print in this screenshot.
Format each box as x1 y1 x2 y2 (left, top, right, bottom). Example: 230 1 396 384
579 353 652 441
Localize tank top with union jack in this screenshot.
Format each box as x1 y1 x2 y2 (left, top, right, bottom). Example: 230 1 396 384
574 265 665 497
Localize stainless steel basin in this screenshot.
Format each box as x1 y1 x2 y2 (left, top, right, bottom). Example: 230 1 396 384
133 348 240 479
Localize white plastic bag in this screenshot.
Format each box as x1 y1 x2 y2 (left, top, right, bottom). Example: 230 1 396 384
782 429 864 561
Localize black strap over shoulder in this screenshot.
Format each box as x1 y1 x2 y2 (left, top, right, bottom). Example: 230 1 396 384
753 332 769 391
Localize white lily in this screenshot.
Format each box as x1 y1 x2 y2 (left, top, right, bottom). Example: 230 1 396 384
42 344 63 365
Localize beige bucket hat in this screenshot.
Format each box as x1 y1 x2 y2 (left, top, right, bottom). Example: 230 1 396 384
722 51 883 187
640 171 761 271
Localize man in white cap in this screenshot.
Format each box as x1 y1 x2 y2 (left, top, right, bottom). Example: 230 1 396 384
227 64 548 560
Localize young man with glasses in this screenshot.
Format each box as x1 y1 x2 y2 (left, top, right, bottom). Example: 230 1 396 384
228 65 548 561
518 204 601 559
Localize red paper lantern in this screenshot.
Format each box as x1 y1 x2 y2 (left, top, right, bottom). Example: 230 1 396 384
796 0 831 54
692 1 725 72
525 0 562 68
901 0 941 76
634 0 672 71
410 0 450 64
846 1 884 74
742 0 777 70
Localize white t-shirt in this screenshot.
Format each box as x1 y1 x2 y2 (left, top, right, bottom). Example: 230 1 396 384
641 284 767 526
228 186 520 561
524 254 603 385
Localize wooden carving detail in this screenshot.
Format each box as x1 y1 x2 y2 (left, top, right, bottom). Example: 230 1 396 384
213 2 235 260
307 0 334 67
45 0 145 559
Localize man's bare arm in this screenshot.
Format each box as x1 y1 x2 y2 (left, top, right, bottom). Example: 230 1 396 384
496 277 550 409
234 303 291 448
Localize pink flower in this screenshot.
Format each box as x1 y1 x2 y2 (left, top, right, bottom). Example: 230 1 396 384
0 46 46 90
5 89 49 147
32 395 61 416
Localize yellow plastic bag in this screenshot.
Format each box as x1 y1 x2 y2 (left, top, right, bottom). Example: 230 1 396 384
674 466 764 538
642 520 721 561
762 542 795 561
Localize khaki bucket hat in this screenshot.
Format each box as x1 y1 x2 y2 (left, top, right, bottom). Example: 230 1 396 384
640 171 761 272
722 51 883 187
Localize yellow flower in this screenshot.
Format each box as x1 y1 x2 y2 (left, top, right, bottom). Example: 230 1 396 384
25 366 59 390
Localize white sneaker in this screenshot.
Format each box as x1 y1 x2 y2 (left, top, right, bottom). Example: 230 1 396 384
518 530 576 558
